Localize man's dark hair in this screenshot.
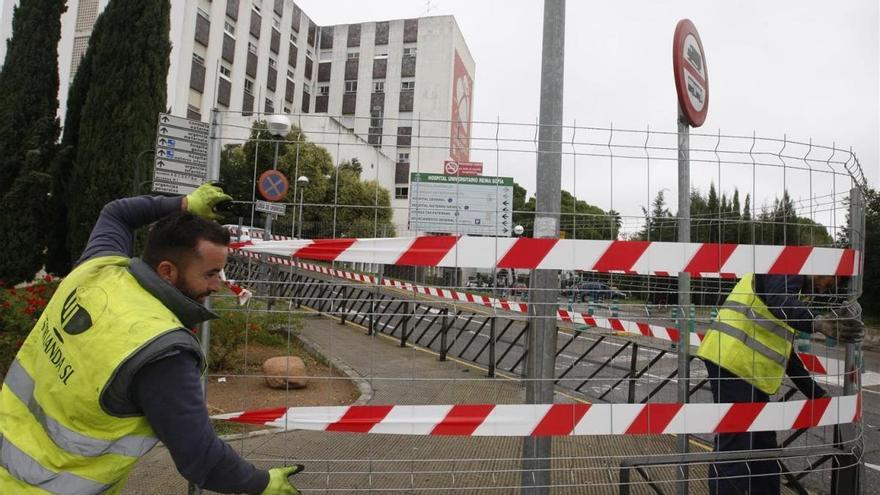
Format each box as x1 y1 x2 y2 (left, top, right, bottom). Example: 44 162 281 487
142 212 230 269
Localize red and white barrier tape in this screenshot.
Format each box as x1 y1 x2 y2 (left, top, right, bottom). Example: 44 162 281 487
229 236 859 277
214 394 860 436
227 247 841 376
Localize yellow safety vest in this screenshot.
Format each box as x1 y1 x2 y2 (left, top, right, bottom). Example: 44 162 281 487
697 273 798 395
0 255 205 494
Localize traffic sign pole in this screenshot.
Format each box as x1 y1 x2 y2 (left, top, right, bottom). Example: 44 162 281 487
263 142 282 240
672 19 707 494
191 108 222 495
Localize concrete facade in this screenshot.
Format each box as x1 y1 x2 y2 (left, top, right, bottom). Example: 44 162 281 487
0 0 475 235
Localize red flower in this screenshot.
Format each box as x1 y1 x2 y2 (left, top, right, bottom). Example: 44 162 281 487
42 275 53 283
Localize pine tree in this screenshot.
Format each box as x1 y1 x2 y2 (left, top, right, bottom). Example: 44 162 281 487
0 0 65 284
66 0 171 260
731 189 741 243
45 18 102 275
707 183 719 243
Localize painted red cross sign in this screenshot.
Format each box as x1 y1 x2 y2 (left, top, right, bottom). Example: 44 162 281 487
673 19 709 127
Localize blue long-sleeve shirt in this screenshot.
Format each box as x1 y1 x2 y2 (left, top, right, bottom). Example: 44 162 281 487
81 196 269 495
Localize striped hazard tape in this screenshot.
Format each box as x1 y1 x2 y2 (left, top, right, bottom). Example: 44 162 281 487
230 236 859 277
213 394 860 436
228 247 843 377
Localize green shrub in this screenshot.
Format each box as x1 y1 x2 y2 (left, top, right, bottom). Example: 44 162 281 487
209 296 302 371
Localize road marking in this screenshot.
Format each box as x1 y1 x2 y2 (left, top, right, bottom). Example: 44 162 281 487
866 462 880 472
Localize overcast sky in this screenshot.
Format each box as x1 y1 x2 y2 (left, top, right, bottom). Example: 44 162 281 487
299 0 878 232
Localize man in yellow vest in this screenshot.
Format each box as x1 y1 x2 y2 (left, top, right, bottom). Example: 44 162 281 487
0 183 299 494
697 273 864 494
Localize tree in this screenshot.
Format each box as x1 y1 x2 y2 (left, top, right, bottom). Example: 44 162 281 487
862 188 879 317
0 0 65 284
221 121 394 238
45 17 103 275
637 189 675 241
66 0 171 260
512 184 618 239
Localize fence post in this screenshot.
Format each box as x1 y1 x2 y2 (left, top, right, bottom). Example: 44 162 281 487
831 186 865 493
627 344 639 402
339 285 348 325
489 317 497 377
367 291 374 336
440 307 449 361
400 301 409 347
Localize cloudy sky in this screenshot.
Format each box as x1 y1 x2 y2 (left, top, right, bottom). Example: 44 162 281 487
299 0 878 232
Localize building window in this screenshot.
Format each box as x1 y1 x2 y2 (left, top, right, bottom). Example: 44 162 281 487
197 7 210 19
287 69 295 79
193 53 206 65
224 21 236 36
220 65 232 78
374 52 388 59
403 46 417 56
347 52 359 60
398 152 410 163
401 80 415 91
252 3 261 14
244 78 254 94
248 41 258 54
318 85 329 95
395 187 409 199
283 106 290 113
372 81 384 93
344 81 357 93
265 97 274 113
268 57 277 68
370 110 383 128
187 104 202 121
272 17 281 30
290 32 298 44
303 82 311 94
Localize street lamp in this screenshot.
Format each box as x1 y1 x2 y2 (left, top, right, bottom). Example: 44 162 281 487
263 115 291 240
296 175 309 238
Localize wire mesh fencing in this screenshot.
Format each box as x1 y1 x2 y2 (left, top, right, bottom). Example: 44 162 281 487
128 113 867 494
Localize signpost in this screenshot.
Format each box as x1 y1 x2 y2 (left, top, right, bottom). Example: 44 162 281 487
443 160 483 176
255 199 287 216
408 172 514 236
672 18 708 495
152 113 210 194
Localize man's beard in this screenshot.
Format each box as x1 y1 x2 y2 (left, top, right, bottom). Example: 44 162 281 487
175 280 212 302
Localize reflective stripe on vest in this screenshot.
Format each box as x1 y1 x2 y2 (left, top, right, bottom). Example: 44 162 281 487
4 360 157 458
722 300 795 343
708 321 788 366
0 435 111 495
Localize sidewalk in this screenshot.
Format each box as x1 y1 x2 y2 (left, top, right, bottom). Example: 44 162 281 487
124 314 710 494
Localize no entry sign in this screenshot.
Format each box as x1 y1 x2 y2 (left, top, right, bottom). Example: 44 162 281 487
258 170 289 201
673 19 709 127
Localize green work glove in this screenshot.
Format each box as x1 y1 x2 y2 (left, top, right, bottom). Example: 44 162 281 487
261 466 302 495
185 182 232 221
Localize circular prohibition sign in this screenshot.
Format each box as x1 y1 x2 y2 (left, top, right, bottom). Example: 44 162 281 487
672 18 709 127
257 170 289 202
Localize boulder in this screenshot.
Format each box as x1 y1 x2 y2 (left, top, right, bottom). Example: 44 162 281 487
262 356 308 389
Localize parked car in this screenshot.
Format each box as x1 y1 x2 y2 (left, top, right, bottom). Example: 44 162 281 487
574 282 627 302
224 225 265 242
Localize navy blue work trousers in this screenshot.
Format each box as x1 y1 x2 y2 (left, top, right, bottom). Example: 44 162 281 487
704 360 780 495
